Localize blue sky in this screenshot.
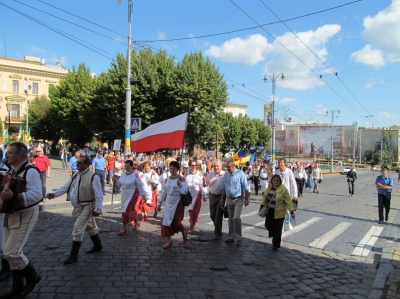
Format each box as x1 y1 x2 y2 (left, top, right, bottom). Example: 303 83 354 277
1 0 398 128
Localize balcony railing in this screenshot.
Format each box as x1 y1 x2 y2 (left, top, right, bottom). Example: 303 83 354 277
5 116 22 123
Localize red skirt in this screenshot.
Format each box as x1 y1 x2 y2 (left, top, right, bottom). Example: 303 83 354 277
122 189 143 224
143 189 158 213
161 202 185 237
189 192 203 226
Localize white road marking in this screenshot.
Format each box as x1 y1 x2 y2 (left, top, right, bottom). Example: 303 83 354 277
243 221 265 231
309 222 352 249
351 226 384 257
282 217 322 238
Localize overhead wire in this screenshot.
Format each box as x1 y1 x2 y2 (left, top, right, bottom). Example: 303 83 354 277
0 1 114 59
257 0 381 127
14 0 127 46
229 0 385 128
137 0 363 43
2 0 388 125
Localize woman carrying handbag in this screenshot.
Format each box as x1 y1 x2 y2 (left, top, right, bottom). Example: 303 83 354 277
261 174 295 250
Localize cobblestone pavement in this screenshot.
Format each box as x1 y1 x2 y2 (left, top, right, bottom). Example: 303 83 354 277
0 158 398 299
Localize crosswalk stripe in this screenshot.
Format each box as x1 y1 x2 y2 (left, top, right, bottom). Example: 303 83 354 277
309 222 352 249
243 221 265 231
282 217 322 238
351 226 383 257
206 210 259 225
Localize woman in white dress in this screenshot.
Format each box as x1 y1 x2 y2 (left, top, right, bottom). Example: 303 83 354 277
114 160 148 235
157 161 189 249
142 161 160 219
185 160 205 233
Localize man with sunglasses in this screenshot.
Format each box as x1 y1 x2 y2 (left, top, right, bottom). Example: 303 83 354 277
47 156 103 265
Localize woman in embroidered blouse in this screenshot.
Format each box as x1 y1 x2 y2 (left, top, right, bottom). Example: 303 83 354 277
157 161 189 249
142 161 160 219
261 174 295 250
114 160 148 235
185 159 205 233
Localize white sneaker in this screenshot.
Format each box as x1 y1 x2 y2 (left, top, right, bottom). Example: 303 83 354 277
288 223 294 230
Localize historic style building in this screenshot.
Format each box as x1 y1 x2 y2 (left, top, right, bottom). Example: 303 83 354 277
0 55 68 137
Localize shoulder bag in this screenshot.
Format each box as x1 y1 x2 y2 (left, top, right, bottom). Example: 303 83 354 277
258 203 269 218
180 191 192 206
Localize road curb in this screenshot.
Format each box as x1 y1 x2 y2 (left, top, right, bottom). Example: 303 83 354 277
369 208 400 299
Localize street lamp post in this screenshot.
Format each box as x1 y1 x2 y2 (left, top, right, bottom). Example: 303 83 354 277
326 109 340 173
6 102 12 135
118 0 133 156
263 73 285 164
24 80 31 142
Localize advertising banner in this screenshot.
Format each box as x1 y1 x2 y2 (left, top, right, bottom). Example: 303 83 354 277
300 126 342 156
264 104 272 127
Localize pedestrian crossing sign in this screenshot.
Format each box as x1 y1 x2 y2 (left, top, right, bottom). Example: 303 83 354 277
131 118 142 131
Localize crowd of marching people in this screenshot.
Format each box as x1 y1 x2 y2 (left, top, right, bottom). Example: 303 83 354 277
0 142 326 297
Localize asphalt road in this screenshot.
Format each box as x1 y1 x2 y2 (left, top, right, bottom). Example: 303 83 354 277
1 160 399 298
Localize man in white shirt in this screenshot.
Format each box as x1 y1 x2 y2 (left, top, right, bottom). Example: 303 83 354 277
205 159 225 240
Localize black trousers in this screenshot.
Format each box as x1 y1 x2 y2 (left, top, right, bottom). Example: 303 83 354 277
378 193 391 221
209 193 223 237
253 176 259 195
295 178 305 196
265 208 285 248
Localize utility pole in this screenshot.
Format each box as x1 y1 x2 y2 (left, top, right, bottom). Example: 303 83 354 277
326 109 340 173
263 73 285 164
353 122 357 167
359 130 362 163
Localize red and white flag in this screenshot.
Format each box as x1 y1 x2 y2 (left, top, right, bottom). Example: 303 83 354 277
131 113 188 152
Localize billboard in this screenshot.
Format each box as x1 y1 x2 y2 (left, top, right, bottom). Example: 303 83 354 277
300 126 342 156
264 104 272 127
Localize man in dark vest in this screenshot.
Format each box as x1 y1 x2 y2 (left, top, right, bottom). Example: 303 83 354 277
0 141 42 298
47 155 103 265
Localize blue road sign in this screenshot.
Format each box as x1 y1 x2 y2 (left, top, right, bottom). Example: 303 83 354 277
131 118 142 131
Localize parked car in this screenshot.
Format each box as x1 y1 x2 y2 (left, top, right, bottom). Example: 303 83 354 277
391 162 400 172
342 166 352 175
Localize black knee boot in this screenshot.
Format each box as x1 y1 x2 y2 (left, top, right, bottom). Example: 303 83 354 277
20 262 41 296
86 234 102 253
0 258 11 281
0 269 24 299
64 241 81 265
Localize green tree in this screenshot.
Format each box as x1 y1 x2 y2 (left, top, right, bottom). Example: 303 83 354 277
49 63 95 147
374 131 395 165
216 112 241 155
253 118 271 147
28 95 61 145
238 115 258 149
168 51 228 155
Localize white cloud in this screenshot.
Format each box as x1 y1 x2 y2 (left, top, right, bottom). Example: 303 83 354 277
157 31 167 40
205 34 271 65
364 77 384 89
279 97 297 104
350 45 385 68
351 0 400 67
314 104 329 116
264 24 341 90
205 24 341 90
28 45 46 55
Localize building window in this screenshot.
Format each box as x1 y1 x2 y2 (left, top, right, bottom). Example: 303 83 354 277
10 104 20 119
32 82 39 95
12 80 19 93
48 83 54 93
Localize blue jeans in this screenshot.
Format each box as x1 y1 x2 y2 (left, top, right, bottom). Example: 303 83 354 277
95 170 105 193
106 170 114 184
348 180 355 195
